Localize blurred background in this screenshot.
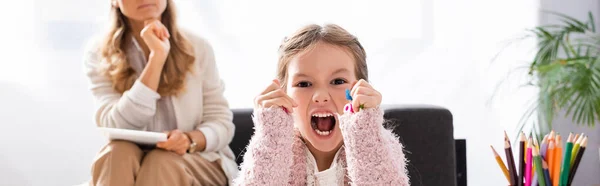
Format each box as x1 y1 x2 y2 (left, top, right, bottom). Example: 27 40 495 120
0 0 598 185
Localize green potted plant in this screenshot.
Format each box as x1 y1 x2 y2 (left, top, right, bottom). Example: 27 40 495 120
513 11 600 140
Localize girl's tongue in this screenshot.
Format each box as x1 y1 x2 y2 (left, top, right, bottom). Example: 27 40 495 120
311 116 335 131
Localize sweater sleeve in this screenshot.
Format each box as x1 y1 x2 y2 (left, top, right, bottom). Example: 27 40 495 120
339 108 410 185
194 39 235 152
233 108 295 186
83 43 159 130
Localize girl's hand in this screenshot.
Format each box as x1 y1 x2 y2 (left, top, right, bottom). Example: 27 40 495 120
254 79 298 113
350 79 382 112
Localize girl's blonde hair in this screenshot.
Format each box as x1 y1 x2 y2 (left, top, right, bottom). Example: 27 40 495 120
277 24 368 85
100 0 195 96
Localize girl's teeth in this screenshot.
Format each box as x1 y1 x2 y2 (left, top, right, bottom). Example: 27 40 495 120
315 129 331 136
312 113 333 117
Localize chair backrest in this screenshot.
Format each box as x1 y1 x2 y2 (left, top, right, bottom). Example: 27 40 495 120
229 104 456 186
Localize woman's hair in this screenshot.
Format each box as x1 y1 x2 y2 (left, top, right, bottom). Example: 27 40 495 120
276 24 368 86
100 0 195 96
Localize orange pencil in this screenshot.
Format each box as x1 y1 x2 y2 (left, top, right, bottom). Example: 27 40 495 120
547 141 555 181
547 132 555 148
547 132 555 154
491 145 510 183
552 135 562 186
547 131 555 175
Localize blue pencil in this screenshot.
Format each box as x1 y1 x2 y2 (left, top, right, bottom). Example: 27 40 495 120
543 160 551 186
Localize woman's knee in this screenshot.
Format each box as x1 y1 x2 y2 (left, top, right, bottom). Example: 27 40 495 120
93 140 143 165
140 149 184 169
91 140 144 185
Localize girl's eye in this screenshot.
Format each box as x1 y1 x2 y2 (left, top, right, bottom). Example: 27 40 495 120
296 81 312 87
331 78 347 85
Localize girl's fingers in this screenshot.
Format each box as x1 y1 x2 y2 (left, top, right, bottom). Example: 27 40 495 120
352 95 375 112
261 98 294 113
350 79 373 98
256 89 297 108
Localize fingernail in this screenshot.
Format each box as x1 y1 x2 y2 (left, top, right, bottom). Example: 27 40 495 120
282 107 289 113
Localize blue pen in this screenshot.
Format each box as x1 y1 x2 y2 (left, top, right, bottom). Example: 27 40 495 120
345 89 364 110
345 89 353 101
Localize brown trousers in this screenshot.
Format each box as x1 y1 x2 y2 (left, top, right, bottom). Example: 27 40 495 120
90 140 228 186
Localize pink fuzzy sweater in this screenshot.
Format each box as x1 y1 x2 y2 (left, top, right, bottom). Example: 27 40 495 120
232 107 410 186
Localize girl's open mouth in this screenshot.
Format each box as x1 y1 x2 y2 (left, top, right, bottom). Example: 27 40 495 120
310 112 336 136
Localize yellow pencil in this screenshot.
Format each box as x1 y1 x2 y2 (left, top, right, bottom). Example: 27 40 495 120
491 145 510 183
570 134 584 166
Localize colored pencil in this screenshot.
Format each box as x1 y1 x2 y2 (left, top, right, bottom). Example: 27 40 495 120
496 131 587 186
570 134 583 166
531 173 538 186
505 131 519 185
533 147 546 186
524 134 529 167
553 136 562 186
567 137 587 186
543 160 551 186
518 132 526 186
547 131 555 171
541 135 549 159
546 141 555 182
560 133 574 186
492 145 510 183
532 136 539 179
525 138 533 186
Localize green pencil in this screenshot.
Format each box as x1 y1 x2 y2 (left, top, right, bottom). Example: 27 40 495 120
560 133 574 186
533 146 546 186
570 133 583 166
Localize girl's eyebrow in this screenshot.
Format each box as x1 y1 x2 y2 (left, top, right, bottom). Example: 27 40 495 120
292 68 350 78
292 73 310 79
332 68 350 75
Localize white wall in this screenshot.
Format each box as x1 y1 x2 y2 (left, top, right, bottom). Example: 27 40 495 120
0 0 540 185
